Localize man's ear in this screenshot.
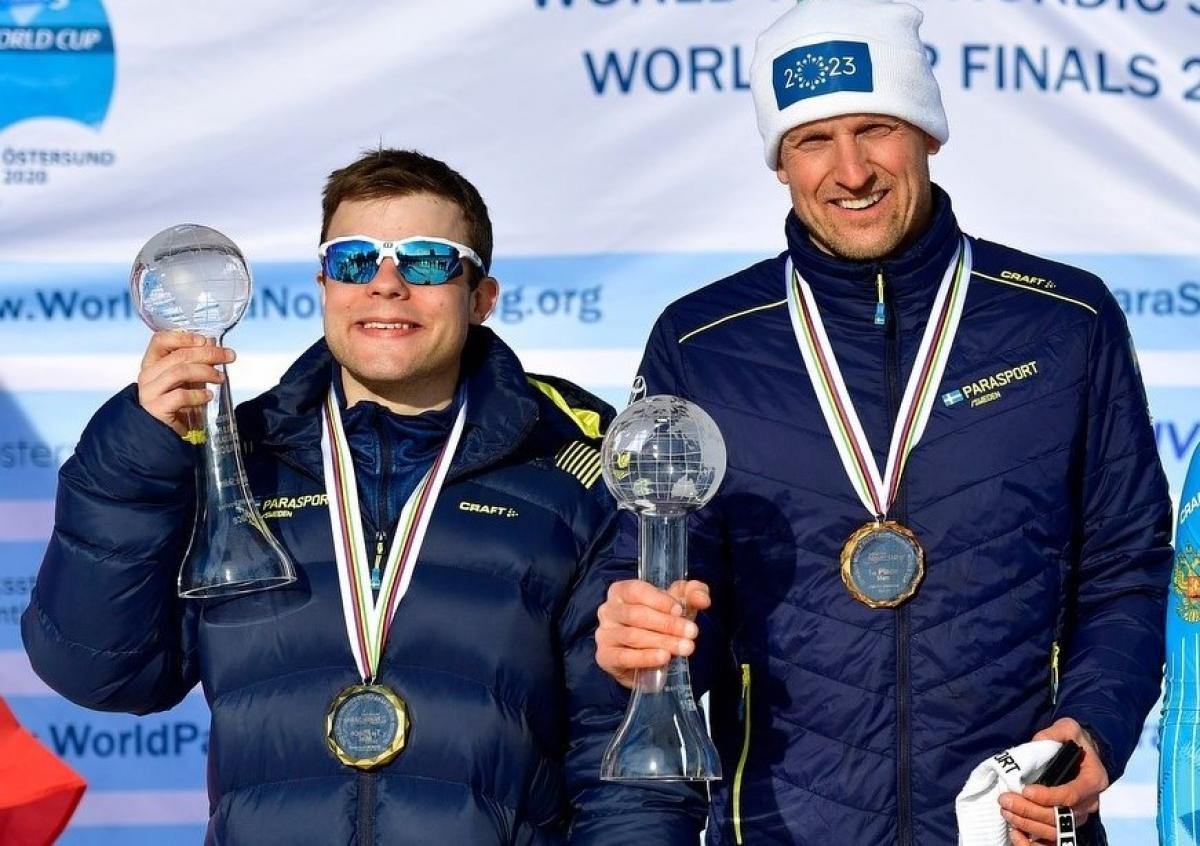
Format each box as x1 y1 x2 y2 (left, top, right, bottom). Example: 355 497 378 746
471 276 499 324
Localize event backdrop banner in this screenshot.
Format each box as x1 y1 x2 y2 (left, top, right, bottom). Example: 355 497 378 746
1 0 1197 843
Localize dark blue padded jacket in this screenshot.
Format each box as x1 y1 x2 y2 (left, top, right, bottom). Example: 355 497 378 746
613 187 1172 844
22 326 707 845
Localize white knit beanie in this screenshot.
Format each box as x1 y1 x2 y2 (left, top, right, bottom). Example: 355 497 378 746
749 0 949 169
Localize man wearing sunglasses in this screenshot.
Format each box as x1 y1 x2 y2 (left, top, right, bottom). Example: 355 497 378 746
23 149 706 844
594 1 1171 844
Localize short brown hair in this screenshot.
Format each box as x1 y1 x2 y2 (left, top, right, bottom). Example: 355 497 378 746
321 149 493 276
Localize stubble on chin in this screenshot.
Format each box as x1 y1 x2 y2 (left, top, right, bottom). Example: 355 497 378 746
815 222 906 262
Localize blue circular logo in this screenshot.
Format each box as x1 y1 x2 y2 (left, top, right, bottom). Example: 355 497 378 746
794 54 828 92
0 0 116 131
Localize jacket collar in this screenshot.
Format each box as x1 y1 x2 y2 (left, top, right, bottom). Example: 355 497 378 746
238 325 539 481
783 183 962 324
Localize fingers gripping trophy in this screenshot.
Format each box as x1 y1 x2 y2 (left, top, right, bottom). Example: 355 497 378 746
130 224 294 598
600 395 726 781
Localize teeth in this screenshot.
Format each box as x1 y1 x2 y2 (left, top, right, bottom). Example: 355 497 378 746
363 322 415 330
837 192 884 210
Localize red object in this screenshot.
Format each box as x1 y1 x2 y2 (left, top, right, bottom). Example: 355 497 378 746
0 697 86 846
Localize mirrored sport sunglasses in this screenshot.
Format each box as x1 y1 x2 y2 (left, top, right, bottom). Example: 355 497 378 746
318 235 484 285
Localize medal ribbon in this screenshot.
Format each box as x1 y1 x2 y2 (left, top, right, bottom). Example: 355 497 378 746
785 237 972 519
321 392 467 683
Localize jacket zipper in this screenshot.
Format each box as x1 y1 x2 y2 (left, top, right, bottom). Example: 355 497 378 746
881 268 913 846
371 415 392 592
357 771 377 845
371 532 386 591
1050 641 1061 705
874 269 887 326
733 663 752 845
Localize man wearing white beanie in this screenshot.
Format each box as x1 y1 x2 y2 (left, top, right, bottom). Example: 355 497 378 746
595 0 1171 844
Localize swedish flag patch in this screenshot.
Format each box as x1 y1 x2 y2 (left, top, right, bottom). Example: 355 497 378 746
556 441 603 489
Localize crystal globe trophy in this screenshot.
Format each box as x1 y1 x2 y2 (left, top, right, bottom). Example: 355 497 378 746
600 395 726 781
131 224 295 598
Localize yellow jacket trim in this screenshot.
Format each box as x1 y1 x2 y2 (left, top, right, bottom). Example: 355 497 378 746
555 441 604 489
679 300 788 345
971 270 1098 315
528 377 602 439
734 663 752 844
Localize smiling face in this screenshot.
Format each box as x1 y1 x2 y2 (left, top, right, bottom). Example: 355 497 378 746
776 113 940 261
318 193 498 414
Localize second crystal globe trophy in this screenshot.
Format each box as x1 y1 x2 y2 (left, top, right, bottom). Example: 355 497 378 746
600 395 726 781
130 224 295 598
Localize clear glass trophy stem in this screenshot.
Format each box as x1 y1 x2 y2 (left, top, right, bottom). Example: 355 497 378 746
640 511 685 588
177 340 295 599
600 512 722 781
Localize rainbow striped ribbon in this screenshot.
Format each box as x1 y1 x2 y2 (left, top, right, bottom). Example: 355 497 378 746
785 238 971 520
320 392 466 682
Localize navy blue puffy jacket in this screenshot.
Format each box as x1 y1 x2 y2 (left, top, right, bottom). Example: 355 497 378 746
614 187 1172 844
22 327 707 845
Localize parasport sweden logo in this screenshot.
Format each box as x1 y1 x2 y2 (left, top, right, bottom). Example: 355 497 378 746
0 0 115 131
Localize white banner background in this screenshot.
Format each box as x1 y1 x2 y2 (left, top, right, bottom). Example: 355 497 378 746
1 1 1197 843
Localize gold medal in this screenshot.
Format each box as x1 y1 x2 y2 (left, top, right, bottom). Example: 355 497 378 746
840 520 925 608
326 683 410 770
787 240 971 609
320 393 465 770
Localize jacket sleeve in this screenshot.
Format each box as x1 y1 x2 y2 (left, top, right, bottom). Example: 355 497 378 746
561 507 708 845
21 385 200 714
1052 292 1173 781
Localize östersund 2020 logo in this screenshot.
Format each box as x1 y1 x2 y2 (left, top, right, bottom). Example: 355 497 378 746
0 0 115 131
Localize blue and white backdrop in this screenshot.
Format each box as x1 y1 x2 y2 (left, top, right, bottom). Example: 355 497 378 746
0 1 1197 843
